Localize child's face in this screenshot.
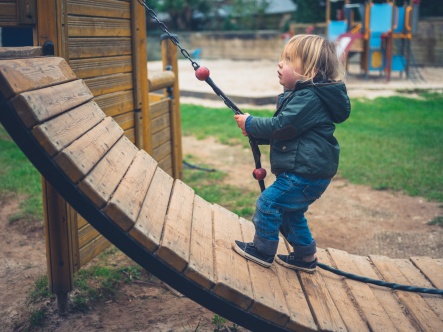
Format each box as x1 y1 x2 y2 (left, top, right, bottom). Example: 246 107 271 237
278 56 304 90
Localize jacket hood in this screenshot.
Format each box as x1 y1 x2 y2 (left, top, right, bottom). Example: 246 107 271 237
298 81 351 124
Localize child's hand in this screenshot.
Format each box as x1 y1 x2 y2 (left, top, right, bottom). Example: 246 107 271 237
234 113 250 137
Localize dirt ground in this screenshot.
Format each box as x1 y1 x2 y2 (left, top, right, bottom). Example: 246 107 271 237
1 61 443 331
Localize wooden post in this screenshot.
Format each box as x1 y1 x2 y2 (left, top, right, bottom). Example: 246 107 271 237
161 35 183 180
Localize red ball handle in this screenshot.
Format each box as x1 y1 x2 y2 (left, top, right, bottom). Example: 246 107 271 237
195 66 210 81
252 168 267 181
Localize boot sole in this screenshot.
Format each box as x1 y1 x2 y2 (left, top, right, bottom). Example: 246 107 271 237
275 255 316 273
232 242 273 268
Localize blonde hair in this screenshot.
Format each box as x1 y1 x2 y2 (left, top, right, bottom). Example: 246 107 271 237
281 34 346 83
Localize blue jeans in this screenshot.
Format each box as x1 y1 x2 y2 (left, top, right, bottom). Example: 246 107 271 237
252 172 331 258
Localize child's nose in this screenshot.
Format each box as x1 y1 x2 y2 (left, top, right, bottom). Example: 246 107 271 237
278 61 283 68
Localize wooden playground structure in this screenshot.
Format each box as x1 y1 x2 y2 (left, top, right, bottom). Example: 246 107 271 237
1 1 443 331
326 0 420 81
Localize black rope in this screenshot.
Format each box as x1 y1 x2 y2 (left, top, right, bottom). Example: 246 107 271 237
137 0 442 296
183 160 216 172
317 262 443 295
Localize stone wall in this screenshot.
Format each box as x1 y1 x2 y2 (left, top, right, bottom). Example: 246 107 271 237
147 17 443 66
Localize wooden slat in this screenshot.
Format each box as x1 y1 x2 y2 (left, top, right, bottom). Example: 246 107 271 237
149 99 169 118
67 0 131 19
275 240 317 332
316 249 369 331
393 259 443 320
149 93 165 103
103 150 157 232
78 223 100 248
351 254 418 331
78 136 138 208
0 57 76 99
79 234 110 267
84 73 133 97
151 140 172 163
156 180 194 272
124 127 135 143
54 117 123 183
151 112 170 134
129 167 173 252
212 204 253 310
32 101 105 157
152 127 171 150
0 46 43 59
0 3 18 25
68 16 131 37
184 195 215 290
69 56 132 79
94 90 134 118
294 247 346 331
68 37 132 59
157 155 172 176
12 79 93 129
240 220 290 327
328 248 397 331
370 255 443 332
410 256 443 289
114 112 134 131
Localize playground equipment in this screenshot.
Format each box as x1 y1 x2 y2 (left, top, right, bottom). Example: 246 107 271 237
1 54 443 332
326 0 420 81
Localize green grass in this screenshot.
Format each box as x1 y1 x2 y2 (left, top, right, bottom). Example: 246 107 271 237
181 93 443 202
0 125 43 222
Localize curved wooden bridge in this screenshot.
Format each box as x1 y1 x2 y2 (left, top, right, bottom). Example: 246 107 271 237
0 56 442 331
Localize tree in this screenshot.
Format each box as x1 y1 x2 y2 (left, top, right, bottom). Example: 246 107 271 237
291 0 325 23
158 0 211 31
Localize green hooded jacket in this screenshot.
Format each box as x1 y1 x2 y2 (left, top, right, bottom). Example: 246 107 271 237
246 81 351 179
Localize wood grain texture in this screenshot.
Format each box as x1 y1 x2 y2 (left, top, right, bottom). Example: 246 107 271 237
371 255 443 332
156 180 195 272
78 136 138 208
328 248 396 331
103 150 157 232
0 57 76 99
240 220 290 327
32 101 105 157
212 204 253 310
54 117 123 183
184 195 215 290
129 167 173 252
410 256 443 289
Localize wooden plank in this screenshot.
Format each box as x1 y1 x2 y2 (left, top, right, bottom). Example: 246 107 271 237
394 259 443 320
184 195 215 290
151 127 171 150
0 3 18 25
79 234 110 267
78 223 100 249
113 112 134 131
94 90 134 118
370 255 443 332
17 0 36 24
84 73 133 97
293 247 346 331
316 249 369 331
157 155 172 175
351 254 418 332
240 219 290 327
78 136 138 208
148 71 175 91
149 93 165 103
67 0 131 19
275 240 317 332
54 117 123 183
410 256 443 289
151 112 170 134
151 140 172 163
129 167 173 252
68 16 131 37
149 99 169 119
103 150 157 232
212 204 253 310
156 180 194 272
12 79 93 128
68 37 132 59
124 128 135 143
0 57 76 99
69 56 132 79
0 46 43 59
328 248 397 331
32 101 105 157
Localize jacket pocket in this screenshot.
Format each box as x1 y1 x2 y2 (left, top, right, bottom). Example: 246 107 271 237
270 140 299 170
